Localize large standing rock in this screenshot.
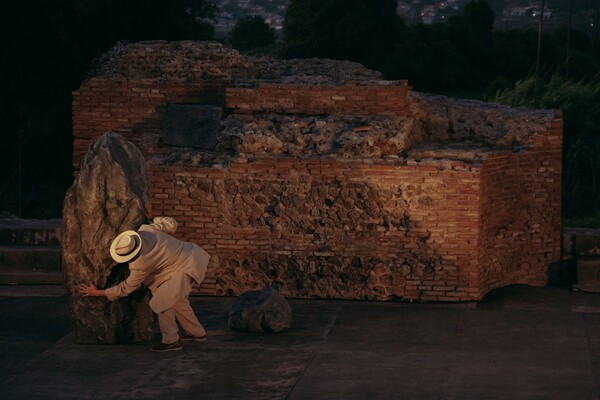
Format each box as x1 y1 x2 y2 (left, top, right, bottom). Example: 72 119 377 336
228 287 292 333
62 132 154 344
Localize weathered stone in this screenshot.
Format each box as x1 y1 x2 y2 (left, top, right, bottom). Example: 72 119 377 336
61 132 154 344
408 91 554 151
228 287 292 333
90 40 380 84
89 40 252 81
83 41 557 169
161 104 222 149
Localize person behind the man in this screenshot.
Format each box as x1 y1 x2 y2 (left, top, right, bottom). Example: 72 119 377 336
79 203 210 352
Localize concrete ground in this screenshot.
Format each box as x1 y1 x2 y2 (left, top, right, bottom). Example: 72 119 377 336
1 284 600 400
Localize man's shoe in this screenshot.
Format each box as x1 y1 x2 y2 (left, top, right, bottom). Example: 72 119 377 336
150 340 182 352
180 333 207 342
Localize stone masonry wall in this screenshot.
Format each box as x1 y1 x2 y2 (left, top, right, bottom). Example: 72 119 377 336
478 119 563 293
71 41 563 301
148 159 482 301
71 78 228 168
72 79 411 168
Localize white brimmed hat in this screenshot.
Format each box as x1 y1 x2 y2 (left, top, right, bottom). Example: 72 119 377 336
110 230 142 263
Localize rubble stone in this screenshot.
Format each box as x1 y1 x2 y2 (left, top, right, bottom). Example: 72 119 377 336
90 40 380 84
228 287 292 333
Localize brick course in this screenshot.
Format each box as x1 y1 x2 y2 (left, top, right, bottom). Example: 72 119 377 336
225 81 410 117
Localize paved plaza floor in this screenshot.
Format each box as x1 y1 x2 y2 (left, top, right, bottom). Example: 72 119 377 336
1 284 600 399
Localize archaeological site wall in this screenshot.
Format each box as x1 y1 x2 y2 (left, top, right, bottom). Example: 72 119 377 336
71 41 562 301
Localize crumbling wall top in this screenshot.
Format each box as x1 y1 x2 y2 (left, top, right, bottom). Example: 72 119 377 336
84 40 561 168
89 40 382 85
409 92 560 150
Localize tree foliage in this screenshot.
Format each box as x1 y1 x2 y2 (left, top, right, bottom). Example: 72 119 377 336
381 0 500 92
380 0 600 94
0 0 217 217
229 15 276 53
493 74 600 219
283 0 400 69
381 23 466 91
463 0 494 40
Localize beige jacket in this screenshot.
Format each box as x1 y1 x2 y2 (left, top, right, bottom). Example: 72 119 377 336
105 217 210 313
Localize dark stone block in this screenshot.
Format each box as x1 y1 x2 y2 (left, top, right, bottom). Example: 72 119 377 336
228 287 292 333
161 104 221 149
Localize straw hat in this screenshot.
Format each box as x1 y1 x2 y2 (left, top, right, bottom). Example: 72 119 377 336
110 230 142 263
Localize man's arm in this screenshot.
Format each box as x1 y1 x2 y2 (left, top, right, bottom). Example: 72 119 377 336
79 267 148 300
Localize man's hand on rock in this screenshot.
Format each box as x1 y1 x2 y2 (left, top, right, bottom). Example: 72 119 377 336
79 282 107 297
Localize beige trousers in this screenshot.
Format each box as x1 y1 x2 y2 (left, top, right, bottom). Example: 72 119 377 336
156 274 206 344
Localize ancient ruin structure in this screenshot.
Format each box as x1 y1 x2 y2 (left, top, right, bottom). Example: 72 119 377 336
71 41 562 301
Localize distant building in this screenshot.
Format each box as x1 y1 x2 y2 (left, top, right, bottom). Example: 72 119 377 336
420 4 436 24
503 6 529 17
264 13 284 32
531 9 552 20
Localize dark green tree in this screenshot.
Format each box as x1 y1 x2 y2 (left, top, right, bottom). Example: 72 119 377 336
229 15 277 53
282 0 400 69
491 29 540 84
221 0 242 18
551 27 600 80
381 23 465 92
0 0 217 217
72 0 216 60
463 0 494 41
444 0 495 90
493 74 600 221
381 0 496 93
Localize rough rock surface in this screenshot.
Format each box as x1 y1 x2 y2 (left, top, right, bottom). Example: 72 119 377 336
61 132 154 344
89 40 557 168
90 40 381 84
408 92 555 150
228 287 292 333
219 114 413 158
89 40 251 81
247 57 382 84
148 94 557 168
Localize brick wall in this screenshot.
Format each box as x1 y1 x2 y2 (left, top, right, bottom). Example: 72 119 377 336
72 77 228 168
72 74 562 301
148 158 482 301
226 81 410 116
478 119 563 293
72 79 410 167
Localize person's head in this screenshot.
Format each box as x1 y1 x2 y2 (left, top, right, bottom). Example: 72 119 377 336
110 231 142 263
